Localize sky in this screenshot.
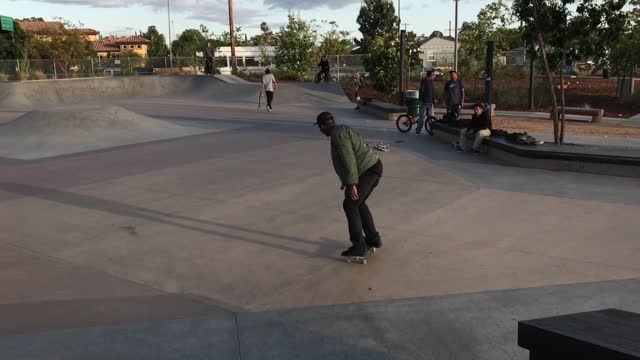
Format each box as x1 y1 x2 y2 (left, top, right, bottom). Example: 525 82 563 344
5 0 497 43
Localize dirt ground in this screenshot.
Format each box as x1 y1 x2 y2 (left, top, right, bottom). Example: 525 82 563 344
343 77 640 118
492 117 640 139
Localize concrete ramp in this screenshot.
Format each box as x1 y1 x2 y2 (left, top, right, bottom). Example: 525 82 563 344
0 105 243 160
0 77 350 110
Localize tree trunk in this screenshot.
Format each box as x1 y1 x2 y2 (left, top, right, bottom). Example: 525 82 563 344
532 0 560 144
560 41 567 144
559 1 567 145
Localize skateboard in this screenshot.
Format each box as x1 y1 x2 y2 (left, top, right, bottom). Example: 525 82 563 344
372 143 390 152
346 247 377 265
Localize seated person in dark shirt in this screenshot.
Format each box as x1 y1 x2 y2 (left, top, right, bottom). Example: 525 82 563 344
455 102 492 153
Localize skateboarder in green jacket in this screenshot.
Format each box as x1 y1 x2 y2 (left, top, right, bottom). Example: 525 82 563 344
314 112 383 257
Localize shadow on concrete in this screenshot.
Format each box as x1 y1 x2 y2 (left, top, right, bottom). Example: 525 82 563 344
350 127 640 207
0 182 344 260
0 294 230 336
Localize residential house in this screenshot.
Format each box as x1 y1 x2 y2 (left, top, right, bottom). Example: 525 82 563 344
418 36 459 69
93 36 150 58
78 28 100 42
18 21 100 42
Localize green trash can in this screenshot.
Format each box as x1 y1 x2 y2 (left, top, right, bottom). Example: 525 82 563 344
405 90 420 116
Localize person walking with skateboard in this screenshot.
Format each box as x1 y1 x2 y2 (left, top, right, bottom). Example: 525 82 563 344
314 112 383 261
261 68 277 112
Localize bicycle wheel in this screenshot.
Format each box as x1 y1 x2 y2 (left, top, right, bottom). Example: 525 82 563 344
425 116 437 135
396 114 414 133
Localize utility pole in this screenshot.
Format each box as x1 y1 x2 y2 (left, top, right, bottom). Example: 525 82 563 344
397 0 401 36
454 0 459 72
228 0 238 72
167 0 173 69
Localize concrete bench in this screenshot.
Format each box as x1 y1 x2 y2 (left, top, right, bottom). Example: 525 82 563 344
549 107 604 123
518 309 640 360
430 122 640 177
359 100 406 121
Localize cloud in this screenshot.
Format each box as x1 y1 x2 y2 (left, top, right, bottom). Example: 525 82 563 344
186 3 265 26
22 0 265 25
262 0 359 11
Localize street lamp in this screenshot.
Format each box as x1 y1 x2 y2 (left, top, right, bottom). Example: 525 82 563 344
167 0 173 68
228 0 237 73
454 0 459 72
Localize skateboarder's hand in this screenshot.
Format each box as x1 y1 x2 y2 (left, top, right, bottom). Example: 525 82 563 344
350 185 359 201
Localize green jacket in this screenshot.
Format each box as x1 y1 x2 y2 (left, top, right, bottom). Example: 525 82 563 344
331 125 379 185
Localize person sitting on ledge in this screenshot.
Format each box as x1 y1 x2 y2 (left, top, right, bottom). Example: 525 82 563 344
455 102 492 154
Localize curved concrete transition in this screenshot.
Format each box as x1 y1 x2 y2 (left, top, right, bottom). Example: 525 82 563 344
0 76 639 360
0 76 348 111
0 105 242 160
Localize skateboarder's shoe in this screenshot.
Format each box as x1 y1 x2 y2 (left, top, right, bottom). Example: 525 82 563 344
366 239 382 249
365 234 382 249
340 245 367 257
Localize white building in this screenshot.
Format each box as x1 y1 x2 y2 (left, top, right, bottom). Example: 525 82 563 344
216 46 276 74
418 37 459 69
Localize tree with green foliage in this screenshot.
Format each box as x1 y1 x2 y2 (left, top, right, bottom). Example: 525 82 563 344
357 0 400 93
274 13 316 80
250 22 276 47
365 34 399 93
0 21 27 60
37 19 95 78
609 0 640 79
356 0 398 54
458 0 520 76
513 0 629 144
172 28 207 57
143 26 169 57
254 22 276 66
429 31 444 39
215 26 251 47
402 31 423 86
317 21 351 56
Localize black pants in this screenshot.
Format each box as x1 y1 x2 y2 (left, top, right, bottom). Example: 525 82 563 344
205 57 213 75
447 103 461 120
343 159 383 254
266 91 274 108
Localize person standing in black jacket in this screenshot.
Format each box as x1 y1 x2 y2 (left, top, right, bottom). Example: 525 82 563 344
204 42 215 76
415 70 436 135
456 103 492 153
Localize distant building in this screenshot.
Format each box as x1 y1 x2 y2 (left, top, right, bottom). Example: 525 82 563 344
18 21 100 42
93 36 150 58
216 46 276 74
418 36 459 69
78 28 100 42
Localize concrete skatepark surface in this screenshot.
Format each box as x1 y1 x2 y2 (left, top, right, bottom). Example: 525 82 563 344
0 76 639 359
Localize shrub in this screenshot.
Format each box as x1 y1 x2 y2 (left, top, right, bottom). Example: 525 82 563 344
0 73 9 81
29 70 47 80
273 69 302 81
621 92 640 106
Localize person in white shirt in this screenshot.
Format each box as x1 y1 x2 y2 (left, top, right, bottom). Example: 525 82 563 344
261 68 278 112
